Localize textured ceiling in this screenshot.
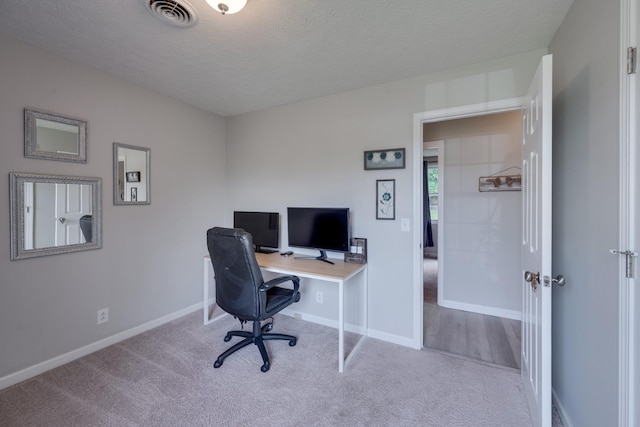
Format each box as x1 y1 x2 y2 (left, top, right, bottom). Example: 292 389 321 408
0 0 573 117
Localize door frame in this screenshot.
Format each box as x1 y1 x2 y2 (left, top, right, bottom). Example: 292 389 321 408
619 0 637 424
411 97 525 348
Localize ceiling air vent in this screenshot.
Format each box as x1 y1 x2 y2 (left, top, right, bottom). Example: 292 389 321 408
142 0 198 27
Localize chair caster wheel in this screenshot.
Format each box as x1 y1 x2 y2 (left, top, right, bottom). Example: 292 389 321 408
261 363 270 372
223 335 232 342
214 360 223 368
289 338 297 346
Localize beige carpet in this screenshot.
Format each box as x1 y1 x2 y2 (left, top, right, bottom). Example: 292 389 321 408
0 310 533 426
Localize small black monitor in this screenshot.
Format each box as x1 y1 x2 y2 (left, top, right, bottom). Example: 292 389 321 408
287 207 350 264
233 211 280 254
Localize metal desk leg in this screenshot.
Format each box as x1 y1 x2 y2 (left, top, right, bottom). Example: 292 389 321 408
204 256 226 325
338 279 344 372
204 257 210 325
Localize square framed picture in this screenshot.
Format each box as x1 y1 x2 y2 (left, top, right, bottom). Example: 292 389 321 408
126 171 141 182
364 148 405 170
376 179 395 220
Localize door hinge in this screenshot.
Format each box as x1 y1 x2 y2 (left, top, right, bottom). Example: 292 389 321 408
609 249 638 278
628 47 637 74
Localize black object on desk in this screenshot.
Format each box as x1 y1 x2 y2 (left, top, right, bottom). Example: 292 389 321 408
344 237 367 264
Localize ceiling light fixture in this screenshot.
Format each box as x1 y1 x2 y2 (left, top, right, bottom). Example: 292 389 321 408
206 0 247 15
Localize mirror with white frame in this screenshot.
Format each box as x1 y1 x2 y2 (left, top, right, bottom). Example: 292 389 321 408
24 108 87 163
10 172 102 260
113 143 150 205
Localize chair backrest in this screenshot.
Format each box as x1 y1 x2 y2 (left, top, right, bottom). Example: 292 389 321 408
79 215 92 242
206 227 265 320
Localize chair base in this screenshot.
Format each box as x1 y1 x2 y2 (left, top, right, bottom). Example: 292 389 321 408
213 320 296 372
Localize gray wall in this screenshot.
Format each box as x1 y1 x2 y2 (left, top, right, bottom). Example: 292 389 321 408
549 0 621 425
225 50 545 343
0 34 227 379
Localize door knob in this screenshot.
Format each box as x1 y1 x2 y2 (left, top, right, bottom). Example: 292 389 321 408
524 271 539 291
552 275 566 287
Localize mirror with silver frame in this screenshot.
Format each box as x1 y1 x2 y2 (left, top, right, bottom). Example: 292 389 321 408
10 172 102 260
24 108 87 163
113 143 150 205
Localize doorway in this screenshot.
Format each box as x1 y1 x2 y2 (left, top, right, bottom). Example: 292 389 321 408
413 103 525 369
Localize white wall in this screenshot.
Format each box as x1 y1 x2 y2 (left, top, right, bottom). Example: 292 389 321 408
424 111 522 317
548 0 621 425
225 50 546 342
0 34 227 381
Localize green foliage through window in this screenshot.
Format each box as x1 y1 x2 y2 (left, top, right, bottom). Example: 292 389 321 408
427 165 439 220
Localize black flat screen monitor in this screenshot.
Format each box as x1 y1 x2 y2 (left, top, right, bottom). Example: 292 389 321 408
287 207 350 264
233 211 279 254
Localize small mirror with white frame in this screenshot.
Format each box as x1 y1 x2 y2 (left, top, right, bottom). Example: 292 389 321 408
113 142 150 205
24 108 87 163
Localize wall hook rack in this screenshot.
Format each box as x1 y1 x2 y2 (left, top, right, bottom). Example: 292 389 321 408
478 166 522 192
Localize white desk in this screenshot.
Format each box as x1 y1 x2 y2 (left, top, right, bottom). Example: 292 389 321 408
203 253 368 372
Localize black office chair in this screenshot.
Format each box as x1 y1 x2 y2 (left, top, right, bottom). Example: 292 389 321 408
79 215 92 243
206 227 301 372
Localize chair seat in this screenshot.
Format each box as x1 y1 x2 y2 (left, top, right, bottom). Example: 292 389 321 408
265 287 299 316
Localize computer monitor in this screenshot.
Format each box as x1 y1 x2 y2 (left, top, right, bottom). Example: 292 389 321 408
233 211 280 254
287 207 350 264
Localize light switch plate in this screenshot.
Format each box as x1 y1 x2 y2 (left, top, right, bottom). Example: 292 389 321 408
401 218 410 232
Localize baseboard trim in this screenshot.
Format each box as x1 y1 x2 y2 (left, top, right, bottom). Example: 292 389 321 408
0 302 202 391
2 302 417 391
437 298 521 321
552 388 573 427
280 308 415 348
280 308 367 335
366 328 416 348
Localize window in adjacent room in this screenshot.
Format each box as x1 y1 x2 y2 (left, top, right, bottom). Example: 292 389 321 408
426 157 439 221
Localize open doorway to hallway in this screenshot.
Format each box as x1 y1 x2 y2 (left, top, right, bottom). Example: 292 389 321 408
420 110 523 370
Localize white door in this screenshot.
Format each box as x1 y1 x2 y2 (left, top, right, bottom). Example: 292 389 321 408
631 1 640 419
23 182 34 250
55 183 92 245
521 54 553 427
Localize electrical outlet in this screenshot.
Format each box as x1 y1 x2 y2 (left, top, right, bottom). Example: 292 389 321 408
97 308 109 324
316 291 323 304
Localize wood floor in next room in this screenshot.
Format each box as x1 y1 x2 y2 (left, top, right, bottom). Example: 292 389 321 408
423 302 521 370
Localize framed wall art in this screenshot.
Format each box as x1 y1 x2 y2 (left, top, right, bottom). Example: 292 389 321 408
376 179 395 220
126 171 141 182
364 148 405 170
